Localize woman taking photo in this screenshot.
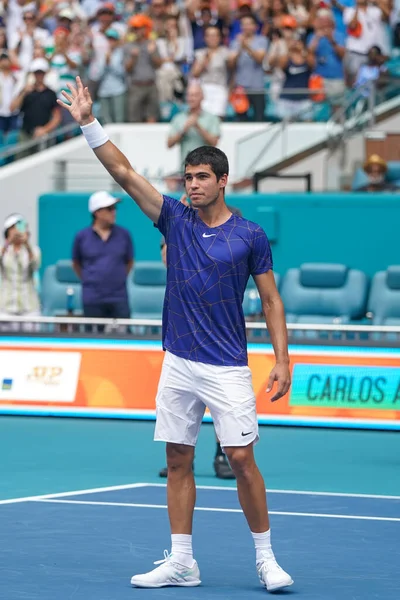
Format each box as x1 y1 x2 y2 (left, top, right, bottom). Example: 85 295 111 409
0 214 41 329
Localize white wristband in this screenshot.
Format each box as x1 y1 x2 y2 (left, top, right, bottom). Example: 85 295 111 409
80 118 109 149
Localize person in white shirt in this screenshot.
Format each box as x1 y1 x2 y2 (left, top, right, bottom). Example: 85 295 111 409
191 25 230 118
0 51 23 133
8 8 49 73
0 214 41 330
156 15 187 103
343 0 388 85
5 0 36 46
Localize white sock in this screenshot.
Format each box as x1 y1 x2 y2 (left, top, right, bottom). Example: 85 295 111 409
251 529 275 562
171 534 194 568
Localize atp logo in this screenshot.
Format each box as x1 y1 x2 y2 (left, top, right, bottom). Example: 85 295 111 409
27 366 63 386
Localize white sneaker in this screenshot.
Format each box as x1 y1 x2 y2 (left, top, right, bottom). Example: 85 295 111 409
257 557 294 592
130 550 201 588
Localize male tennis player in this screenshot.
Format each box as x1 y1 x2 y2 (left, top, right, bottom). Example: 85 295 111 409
58 77 293 593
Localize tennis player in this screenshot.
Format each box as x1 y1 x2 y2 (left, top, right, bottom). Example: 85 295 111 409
58 77 293 593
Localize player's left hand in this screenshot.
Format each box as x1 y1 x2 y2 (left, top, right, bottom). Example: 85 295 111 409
266 362 291 402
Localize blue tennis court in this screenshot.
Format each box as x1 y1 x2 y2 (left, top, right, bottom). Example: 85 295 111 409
1 417 400 599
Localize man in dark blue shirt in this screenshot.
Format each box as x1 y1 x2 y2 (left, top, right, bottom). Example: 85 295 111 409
59 77 293 593
72 190 134 320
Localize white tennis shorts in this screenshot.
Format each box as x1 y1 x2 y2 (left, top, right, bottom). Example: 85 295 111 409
154 351 259 448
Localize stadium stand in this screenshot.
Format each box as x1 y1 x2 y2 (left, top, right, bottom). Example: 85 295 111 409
1 0 400 166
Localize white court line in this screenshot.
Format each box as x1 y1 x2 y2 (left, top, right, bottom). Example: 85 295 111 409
34 498 400 523
2 482 400 505
143 483 400 501
0 482 147 505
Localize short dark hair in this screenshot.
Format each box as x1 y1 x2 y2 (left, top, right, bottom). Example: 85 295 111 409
184 146 229 180
240 13 258 25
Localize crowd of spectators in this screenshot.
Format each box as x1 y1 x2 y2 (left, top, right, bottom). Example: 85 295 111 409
0 0 398 148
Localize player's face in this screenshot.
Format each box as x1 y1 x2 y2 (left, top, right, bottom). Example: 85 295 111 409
184 164 227 208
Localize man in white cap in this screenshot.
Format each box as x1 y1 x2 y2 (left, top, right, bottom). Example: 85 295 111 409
10 57 61 154
72 191 134 322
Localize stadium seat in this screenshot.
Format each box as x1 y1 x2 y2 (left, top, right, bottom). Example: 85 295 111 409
280 263 368 324
41 259 83 316
129 261 167 319
368 265 400 325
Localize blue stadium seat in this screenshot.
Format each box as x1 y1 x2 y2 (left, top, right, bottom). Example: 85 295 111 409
129 261 167 319
41 259 83 316
280 263 368 324
368 266 400 325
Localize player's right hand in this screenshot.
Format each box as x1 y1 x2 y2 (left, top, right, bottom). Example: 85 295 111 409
57 76 94 126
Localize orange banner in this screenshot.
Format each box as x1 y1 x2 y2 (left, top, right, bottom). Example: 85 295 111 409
0 341 400 428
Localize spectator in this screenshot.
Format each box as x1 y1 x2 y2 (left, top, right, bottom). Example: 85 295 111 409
46 26 82 125
125 14 162 123
191 25 230 118
96 28 127 123
287 0 309 34
354 45 388 98
343 0 389 86
5 0 37 47
229 14 268 122
264 18 297 103
229 0 262 43
308 9 346 102
10 58 61 154
156 15 187 103
0 51 23 134
72 191 134 320
0 213 41 328
262 0 291 36
0 27 9 55
357 154 399 191
8 9 49 73
187 0 225 51
167 81 220 167
148 0 168 38
87 2 125 96
275 37 315 121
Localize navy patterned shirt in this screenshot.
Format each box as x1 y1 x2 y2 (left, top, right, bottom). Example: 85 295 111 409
156 195 273 367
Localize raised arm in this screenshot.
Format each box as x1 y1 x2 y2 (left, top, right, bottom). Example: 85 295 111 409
58 77 163 223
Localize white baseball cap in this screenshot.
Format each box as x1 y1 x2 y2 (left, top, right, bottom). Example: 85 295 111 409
58 7 75 19
4 213 23 232
30 58 49 73
89 190 120 213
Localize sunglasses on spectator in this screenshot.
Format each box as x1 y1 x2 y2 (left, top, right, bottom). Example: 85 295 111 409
23 15 35 20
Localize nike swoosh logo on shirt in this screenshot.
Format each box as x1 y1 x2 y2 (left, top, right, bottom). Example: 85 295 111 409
202 233 216 238
241 431 253 437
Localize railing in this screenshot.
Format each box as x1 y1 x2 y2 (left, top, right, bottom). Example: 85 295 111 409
1 315 399 347
252 171 312 192
0 122 81 164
